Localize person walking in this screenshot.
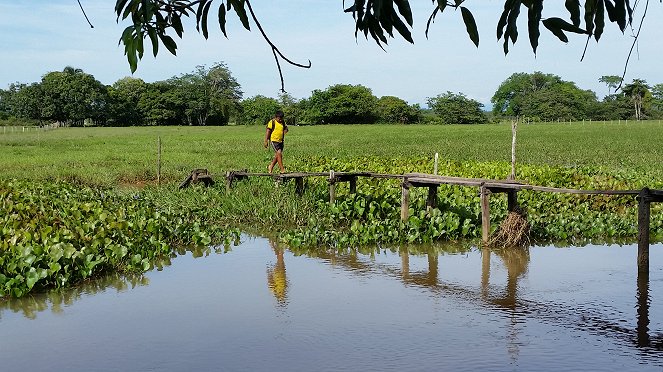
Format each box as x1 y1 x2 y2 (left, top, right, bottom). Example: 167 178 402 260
264 110 288 173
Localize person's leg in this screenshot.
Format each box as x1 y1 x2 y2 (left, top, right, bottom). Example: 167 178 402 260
275 150 285 173
268 155 278 173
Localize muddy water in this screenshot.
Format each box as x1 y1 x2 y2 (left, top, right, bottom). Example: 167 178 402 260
1 238 661 372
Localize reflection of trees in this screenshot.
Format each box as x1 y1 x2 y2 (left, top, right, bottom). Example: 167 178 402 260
0 273 149 320
267 240 289 306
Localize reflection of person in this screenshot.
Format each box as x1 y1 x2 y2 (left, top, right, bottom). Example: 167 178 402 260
264 110 288 174
267 241 288 305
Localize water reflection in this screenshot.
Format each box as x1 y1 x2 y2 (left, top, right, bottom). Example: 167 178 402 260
1 239 661 364
0 272 149 320
267 240 289 306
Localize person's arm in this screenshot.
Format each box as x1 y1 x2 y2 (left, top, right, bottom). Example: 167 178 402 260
264 125 272 148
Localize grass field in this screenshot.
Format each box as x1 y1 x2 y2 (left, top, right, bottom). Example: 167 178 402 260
1 121 663 186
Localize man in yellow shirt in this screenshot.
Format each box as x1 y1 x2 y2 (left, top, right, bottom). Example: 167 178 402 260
264 110 288 173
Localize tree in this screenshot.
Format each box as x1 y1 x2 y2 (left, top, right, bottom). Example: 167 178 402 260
301 84 378 124
621 79 650 120
491 72 562 117
239 95 280 126
491 72 598 121
114 0 645 87
107 77 147 126
138 82 182 126
39 67 108 125
427 92 487 124
6 83 44 121
168 63 242 126
376 96 420 124
651 83 663 116
278 92 301 126
598 75 623 95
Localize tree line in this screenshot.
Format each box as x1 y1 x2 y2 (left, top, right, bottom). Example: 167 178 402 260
1 64 662 127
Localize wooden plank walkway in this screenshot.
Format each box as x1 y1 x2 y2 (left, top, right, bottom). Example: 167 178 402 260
221 169 661 276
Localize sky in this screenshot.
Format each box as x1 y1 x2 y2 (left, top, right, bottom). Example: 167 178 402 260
1 1 662 106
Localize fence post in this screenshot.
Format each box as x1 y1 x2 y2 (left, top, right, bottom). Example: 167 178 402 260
434 152 438 175
426 186 438 211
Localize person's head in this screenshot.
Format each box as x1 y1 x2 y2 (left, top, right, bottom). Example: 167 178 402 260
275 110 284 122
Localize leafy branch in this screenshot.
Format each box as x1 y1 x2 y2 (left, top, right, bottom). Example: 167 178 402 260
113 0 310 91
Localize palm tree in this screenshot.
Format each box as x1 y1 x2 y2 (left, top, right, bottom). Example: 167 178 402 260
621 79 650 120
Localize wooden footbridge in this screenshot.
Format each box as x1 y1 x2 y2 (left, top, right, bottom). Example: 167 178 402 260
184 169 662 275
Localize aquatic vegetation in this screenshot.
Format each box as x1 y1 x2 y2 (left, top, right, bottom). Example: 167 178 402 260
0 180 239 297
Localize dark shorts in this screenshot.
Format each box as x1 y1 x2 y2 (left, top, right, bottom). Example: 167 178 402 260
271 141 284 152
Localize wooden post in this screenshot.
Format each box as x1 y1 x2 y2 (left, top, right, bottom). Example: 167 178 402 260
401 179 410 221
349 176 357 194
480 185 491 244
329 170 336 204
295 177 304 195
434 152 439 175
507 190 518 212
157 136 161 186
637 188 650 275
510 119 517 180
225 171 232 194
426 186 438 211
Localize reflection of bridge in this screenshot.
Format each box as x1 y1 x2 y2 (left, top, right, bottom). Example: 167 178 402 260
302 245 662 360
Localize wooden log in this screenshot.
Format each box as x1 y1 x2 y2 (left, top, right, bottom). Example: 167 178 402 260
349 176 357 194
637 188 651 275
401 180 410 221
295 177 304 195
426 185 438 211
480 185 491 244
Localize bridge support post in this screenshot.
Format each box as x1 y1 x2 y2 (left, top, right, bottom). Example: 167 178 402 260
426 186 438 211
637 188 651 276
507 190 518 212
349 176 357 194
295 177 304 195
401 179 410 221
480 185 491 244
328 170 336 204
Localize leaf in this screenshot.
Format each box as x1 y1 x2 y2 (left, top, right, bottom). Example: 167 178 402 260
584 0 596 35
158 33 178 55
202 0 213 39
543 17 587 34
542 18 569 42
425 7 440 38
565 0 581 26
218 4 228 37
230 0 250 31
614 0 627 31
394 0 413 26
460 7 479 47
594 0 605 41
147 27 159 56
528 0 542 53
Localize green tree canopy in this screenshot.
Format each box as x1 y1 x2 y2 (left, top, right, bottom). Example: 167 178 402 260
426 92 487 124
301 84 378 124
376 96 420 124
40 67 108 125
107 77 147 126
239 95 280 126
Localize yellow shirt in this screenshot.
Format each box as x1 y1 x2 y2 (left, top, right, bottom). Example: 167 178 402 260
267 119 286 143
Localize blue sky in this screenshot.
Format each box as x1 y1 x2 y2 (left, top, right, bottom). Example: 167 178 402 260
1 1 661 106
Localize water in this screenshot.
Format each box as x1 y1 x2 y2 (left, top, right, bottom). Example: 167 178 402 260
1 238 662 372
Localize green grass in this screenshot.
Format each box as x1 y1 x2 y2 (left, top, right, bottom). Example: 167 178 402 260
1 121 662 186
